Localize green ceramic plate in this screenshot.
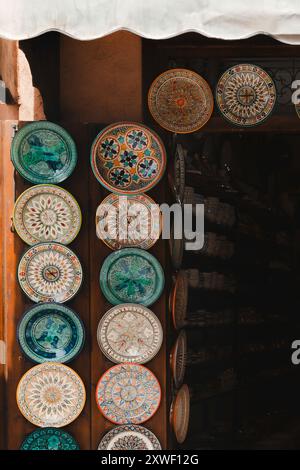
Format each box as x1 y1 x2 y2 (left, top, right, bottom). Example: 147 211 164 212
20 428 80 450
11 121 77 184
100 248 165 306
17 303 85 364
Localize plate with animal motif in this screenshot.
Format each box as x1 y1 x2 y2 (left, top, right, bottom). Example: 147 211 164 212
96 193 161 250
99 248 164 307
98 425 161 450
20 428 80 450
18 303 85 364
216 64 276 127
13 184 82 245
11 121 77 184
170 384 190 444
16 362 86 427
170 330 187 388
168 143 186 203
91 122 166 194
97 303 163 364
170 270 188 330
96 363 161 424
17 243 83 303
148 68 214 133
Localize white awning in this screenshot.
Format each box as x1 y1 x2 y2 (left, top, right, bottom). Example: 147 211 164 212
1 0 300 44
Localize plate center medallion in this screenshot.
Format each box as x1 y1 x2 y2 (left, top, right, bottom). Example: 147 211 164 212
43 265 60 282
237 86 256 106
40 208 58 226
121 385 137 402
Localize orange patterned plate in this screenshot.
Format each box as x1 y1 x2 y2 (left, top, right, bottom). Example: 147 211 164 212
169 270 188 330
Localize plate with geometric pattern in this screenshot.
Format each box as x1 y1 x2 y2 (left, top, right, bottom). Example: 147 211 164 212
98 425 161 450
20 428 80 450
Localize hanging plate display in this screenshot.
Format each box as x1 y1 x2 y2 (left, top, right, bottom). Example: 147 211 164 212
13 184 82 245
97 303 163 364
170 270 188 330
17 242 83 303
96 193 161 250
11 121 77 184
20 428 80 450
17 303 85 364
90 122 166 194
216 64 276 127
169 223 184 270
99 248 164 307
98 425 161 450
148 68 214 134
170 384 190 444
16 362 86 427
96 363 161 424
170 330 187 388
168 143 185 203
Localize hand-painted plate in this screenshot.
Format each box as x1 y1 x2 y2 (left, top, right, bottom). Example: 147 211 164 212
11 121 77 184
216 64 276 127
20 428 80 450
90 122 166 194
97 303 163 364
13 184 82 245
18 303 85 364
148 68 214 133
170 384 190 444
96 193 161 250
17 243 83 303
16 363 86 427
169 270 188 330
100 248 164 306
168 143 185 203
96 363 161 424
98 425 161 450
170 330 187 388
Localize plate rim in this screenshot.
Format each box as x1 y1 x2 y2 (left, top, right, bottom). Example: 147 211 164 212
11 120 78 184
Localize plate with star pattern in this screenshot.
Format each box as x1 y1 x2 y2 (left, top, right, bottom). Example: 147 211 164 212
98 425 161 450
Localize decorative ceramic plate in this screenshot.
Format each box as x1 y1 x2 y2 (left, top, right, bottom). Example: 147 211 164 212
90 122 166 194
99 248 164 307
97 303 163 364
17 243 83 303
170 271 188 330
20 428 80 450
11 121 77 184
170 330 187 388
168 143 185 203
170 384 190 444
98 425 161 450
148 68 214 133
96 363 161 424
13 184 82 245
16 362 86 427
18 303 85 364
96 193 161 250
216 64 276 127
169 223 184 270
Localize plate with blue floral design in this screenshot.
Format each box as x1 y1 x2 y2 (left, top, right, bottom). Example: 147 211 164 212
99 248 165 306
17 303 85 364
90 122 166 194
20 428 80 450
11 121 77 184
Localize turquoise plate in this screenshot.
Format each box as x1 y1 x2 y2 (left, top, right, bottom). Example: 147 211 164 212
11 121 77 184
17 303 85 363
20 428 79 450
100 248 165 306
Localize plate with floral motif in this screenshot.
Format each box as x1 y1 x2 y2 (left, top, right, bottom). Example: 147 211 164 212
16 363 86 427
11 121 77 184
18 303 85 364
98 425 161 450
20 428 80 450
170 384 190 444
90 122 166 194
17 243 83 303
100 248 164 307
96 193 161 250
13 184 82 245
96 363 161 424
97 303 163 364
216 64 276 127
148 68 214 133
